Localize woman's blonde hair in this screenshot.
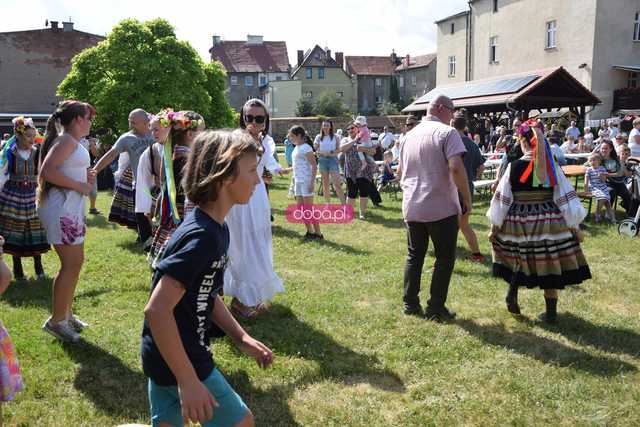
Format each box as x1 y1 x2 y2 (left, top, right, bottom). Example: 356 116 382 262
182 129 258 204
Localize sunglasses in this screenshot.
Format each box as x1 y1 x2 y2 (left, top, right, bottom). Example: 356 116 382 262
406 123 415 128
244 114 266 124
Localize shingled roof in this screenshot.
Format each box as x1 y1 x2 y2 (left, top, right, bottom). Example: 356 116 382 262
345 56 396 76
209 40 289 74
395 53 437 71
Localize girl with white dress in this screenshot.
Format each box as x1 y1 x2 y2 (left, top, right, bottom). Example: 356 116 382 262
224 99 286 318
289 125 322 239
38 101 97 342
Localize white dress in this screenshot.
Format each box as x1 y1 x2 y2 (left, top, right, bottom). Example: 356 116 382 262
37 142 90 245
224 135 284 306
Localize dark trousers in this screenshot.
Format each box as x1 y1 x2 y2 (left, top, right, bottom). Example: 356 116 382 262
608 181 633 216
403 215 459 311
136 213 153 243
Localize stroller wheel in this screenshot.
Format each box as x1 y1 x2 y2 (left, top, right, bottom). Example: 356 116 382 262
618 219 638 237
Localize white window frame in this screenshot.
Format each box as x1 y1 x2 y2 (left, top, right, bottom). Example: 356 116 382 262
375 96 383 104
375 78 382 87
306 67 313 79
489 36 499 63
318 67 325 79
448 56 456 77
634 12 640 42
259 75 267 86
628 72 639 88
546 20 557 49
399 76 404 87
230 75 238 86
244 75 253 86
411 75 417 86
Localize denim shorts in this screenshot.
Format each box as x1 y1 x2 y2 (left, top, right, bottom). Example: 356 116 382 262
148 368 248 427
318 156 339 173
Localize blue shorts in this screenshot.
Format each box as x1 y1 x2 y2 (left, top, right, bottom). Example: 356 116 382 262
148 368 248 427
318 156 339 173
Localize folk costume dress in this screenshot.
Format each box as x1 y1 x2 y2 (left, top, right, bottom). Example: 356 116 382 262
487 131 591 289
108 164 137 229
0 140 50 256
224 135 284 307
0 320 22 402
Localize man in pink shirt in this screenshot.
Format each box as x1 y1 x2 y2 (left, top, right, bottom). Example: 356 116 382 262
399 95 472 322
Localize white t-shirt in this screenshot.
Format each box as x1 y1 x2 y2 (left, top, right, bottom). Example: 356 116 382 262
292 144 314 181
379 132 395 150
314 134 337 154
629 128 640 156
584 132 594 147
598 128 611 140
560 140 576 154
565 127 580 140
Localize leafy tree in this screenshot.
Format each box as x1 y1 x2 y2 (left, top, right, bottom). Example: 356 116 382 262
296 97 315 117
377 101 400 116
313 90 347 117
58 18 235 145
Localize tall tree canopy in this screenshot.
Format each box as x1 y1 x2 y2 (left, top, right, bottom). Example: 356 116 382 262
58 18 235 144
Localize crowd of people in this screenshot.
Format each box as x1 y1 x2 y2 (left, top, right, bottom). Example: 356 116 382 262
0 92 636 425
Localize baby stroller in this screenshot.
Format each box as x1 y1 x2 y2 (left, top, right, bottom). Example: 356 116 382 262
618 158 640 237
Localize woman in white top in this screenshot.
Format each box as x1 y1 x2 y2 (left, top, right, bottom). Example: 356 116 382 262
289 125 321 239
225 99 286 318
38 100 97 343
314 120 345 204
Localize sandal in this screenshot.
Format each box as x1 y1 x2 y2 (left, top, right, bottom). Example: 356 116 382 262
467 253 485 263
89 208 101 215
230 299 258 319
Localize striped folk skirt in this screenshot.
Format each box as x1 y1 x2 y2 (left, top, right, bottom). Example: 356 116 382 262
0 180 49 256
147 199 195 268
491 190 591 289
108 168 137 229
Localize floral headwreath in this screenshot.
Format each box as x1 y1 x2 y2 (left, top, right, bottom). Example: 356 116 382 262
154 109 203 130
516 118 559 187
516 118 545 138
12 116 35 135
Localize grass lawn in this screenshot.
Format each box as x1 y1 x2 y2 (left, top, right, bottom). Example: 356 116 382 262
1 176 639 426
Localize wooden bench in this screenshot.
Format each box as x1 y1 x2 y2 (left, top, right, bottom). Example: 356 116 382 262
577 191 594 221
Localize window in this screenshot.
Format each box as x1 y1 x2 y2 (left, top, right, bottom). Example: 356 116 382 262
411 75 417 86
306 67 313 79
336 91 344 98
375 78 382 87
259 75 267 86
493 0 499 12
448 56 456 77
450 23 455 34
634 12 640 41
230 75 238 85
318 67 325 79
376 96 383 104
275 75 283 81
490 36 499 63
304 91 313 98
399 76 404 87
546 20 557 49
628 72 639 88
244 76 253 86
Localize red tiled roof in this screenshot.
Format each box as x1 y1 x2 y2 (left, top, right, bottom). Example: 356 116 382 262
0 29 105 68
345 56 396 76
395 53 437 71
209 41 289 73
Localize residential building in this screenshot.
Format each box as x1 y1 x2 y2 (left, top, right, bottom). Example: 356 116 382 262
395 53 437 106
435 0 640 119
263 80 302 118
345 54 399 114
291 45 355 112
209 35 290 112
0 21 104 129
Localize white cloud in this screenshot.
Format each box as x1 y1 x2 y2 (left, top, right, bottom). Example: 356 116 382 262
2 0 468 63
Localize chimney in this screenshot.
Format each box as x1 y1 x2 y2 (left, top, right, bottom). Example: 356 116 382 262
297 50 304 66
50 21 59 30
326 49 332 60
405 54 410 68
212 35 221 47
246 34 263 45
335 52 344 68
391 50 398 66
62 21 74 32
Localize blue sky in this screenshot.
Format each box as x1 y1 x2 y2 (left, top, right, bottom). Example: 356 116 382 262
2 0 469 63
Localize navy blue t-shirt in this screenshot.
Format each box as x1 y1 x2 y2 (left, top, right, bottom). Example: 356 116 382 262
141 208 229 386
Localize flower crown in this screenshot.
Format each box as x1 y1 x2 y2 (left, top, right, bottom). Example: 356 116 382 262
516 119 544 137
12 116 35 134
155 109 203 130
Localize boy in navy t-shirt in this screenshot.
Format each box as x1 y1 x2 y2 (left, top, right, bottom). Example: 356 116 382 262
141 129 271 427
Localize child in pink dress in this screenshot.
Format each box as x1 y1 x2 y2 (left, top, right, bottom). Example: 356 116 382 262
354 116 376 172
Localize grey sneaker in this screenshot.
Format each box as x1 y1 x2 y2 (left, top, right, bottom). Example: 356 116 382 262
68 314 89 332
42 318 81 342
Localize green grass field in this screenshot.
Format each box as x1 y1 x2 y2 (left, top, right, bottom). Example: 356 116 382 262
1 177 639 426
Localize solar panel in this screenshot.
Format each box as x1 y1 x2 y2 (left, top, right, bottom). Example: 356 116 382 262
416 74 539 103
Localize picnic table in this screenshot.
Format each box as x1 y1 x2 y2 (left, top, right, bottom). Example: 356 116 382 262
562 165 586 188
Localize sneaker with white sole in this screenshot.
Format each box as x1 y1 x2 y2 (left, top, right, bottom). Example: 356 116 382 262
42 318 81 342
67 314 89 332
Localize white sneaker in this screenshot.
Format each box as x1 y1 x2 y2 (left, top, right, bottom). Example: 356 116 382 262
42 318 81 342
68 314 89 332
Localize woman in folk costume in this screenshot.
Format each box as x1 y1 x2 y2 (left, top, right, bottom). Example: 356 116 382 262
225 98 286 318
147 111 204 267
0 117 50 280
487 119 591 324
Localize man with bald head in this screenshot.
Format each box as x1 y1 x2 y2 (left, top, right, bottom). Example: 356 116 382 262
400 95 471 322
93 108 154 245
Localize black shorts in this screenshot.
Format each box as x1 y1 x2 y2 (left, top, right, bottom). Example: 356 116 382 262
346 177 370 199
